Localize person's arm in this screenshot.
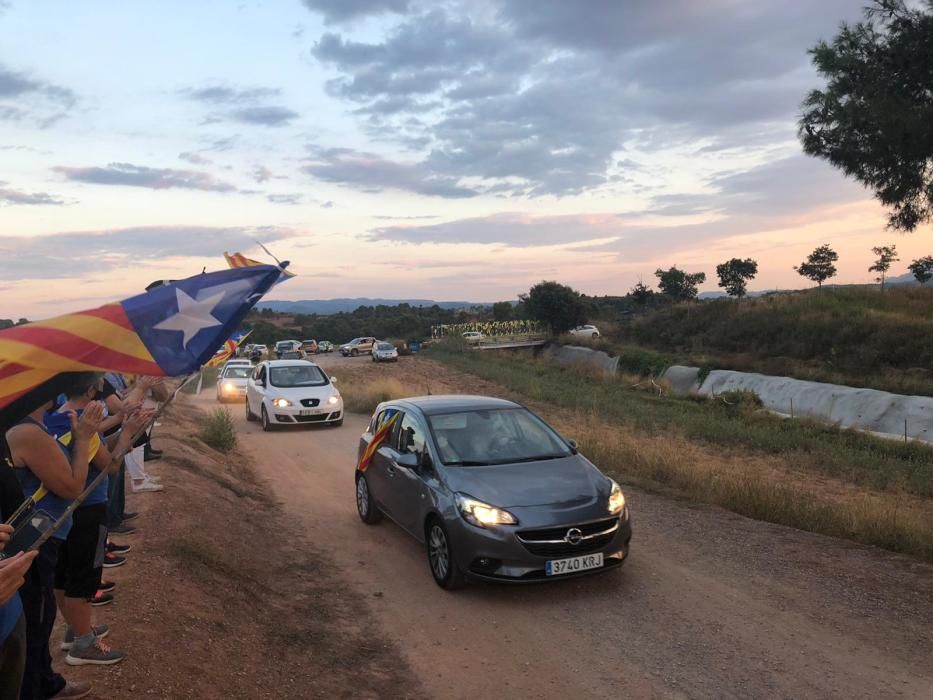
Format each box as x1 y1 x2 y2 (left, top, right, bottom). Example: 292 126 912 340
94 407 154 474
0 551 37 605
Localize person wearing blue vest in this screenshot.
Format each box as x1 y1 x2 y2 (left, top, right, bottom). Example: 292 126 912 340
0 459 38 700
44 374 149 669
6 396 102 700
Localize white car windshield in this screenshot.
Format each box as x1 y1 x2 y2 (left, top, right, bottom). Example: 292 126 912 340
269 365 327 387
376 343 394 350
428 408 572 466
223 367 251 379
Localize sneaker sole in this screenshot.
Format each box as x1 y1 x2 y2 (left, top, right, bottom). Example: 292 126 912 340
65 653 126 666
110 529 137 536
61 628 110 651
108 546 132 554
90 599 113 607
102 561 126 568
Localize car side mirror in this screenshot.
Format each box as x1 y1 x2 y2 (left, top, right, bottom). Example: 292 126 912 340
567 439 579 453
395 453 419 469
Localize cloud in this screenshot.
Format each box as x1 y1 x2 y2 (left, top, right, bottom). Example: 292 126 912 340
267 193 303 205
178 151 212 165
0 181 65 206
0 63 76 126
0 225 293 280
303 145 479 198
372 214 439 220
301 0 410 24
180 85 281 104
308 2 864 198
54 162 236 192
228 105 298 127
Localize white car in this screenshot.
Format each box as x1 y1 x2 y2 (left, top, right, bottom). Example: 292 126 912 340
216 364 252 402
245 359 343 431
569 324 600 338
372 341 399 362
222 359 252 372
462 331 483 342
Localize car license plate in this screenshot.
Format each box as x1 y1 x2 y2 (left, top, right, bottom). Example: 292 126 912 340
546 552 603 576
299 409 318 416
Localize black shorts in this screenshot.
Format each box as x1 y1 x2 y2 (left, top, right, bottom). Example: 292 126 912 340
54 503 107 599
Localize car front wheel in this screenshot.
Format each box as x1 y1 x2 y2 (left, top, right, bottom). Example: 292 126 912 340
245 398 256 421
261 405 274 432
355 473 381 524
426 520 465 590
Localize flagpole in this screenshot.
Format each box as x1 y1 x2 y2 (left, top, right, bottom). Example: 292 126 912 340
24 371 199 549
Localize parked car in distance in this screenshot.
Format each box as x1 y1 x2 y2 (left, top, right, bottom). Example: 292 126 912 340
245 359 343 431
274 339 301 358
340 337 376 357
216 364 252 402
462 331 483 342
279 350 306 360
372 341 399 363
569 325 600 338
301 339 319 354
355 395 631 589
317 340 334 353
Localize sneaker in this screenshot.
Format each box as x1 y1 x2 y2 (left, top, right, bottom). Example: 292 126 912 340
98 580 116 593
107 541 131 554
50 681 92 699
88 591 114 607
66 638 126 666
143 447 161 462
147 446 163 456
121 511 139 522
102 553 126 569
61 625 110 651
131 478 163 493
109 522 137 535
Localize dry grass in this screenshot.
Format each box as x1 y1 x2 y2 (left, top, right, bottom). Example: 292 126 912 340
340 377 412 414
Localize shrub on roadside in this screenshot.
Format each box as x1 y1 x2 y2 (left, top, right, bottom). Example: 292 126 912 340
716 389 764 413
341 378 411 414
199 408 237 452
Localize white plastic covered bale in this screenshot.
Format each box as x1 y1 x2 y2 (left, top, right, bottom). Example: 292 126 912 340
547 345 620 375
698 370 933 443
661 365 702 395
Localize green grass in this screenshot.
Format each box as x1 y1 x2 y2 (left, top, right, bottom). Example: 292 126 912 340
432 348 933 560
432 348 933 496
616 286 933 396
198 407 237 452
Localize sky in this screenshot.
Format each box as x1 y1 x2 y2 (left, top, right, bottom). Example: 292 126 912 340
0 0 929 318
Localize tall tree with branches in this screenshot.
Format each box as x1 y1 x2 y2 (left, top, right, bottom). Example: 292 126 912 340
795 244 839 290
869 244 899 290
716 258 759 298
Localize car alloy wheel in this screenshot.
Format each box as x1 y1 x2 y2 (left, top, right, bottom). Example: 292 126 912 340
261 405 273 432
355 473 380 523
428 524 449 581
245 399 255 421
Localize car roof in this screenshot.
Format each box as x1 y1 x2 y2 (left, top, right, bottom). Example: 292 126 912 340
265 359 318 368
385 395 521 416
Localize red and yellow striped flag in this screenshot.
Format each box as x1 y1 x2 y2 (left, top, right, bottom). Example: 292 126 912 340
357 410 401 472
224 251 295 280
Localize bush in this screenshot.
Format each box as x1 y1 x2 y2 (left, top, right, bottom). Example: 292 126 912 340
341 378 411 414
716 390 764 413
199 408 237 452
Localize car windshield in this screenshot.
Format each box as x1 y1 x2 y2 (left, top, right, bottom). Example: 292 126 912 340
428 408 572 466
269 365 327 387
377 343 394 350
223 367 251 379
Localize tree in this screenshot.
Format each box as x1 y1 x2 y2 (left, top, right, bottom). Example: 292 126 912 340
908 255 933 285
794 244 838 290
799 0 933 231
520 281 587 335
654 267 706 302
715 258 759 297
492 301 513 321
868 244 899 290
629 280 653 306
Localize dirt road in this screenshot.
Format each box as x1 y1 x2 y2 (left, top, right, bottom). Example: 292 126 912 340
200 355 933 699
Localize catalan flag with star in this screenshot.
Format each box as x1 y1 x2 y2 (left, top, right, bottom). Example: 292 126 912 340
206 330 251 368
225 251 296 282
357 408 401 472
0 265 282 423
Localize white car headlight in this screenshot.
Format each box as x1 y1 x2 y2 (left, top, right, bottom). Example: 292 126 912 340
455 493 517 527
327 395 339 405
223 382 236 392
608 479 626 515
272 398 292 408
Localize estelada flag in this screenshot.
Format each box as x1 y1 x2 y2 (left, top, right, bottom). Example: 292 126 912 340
206 330 251 368
224 251 295 282
0 265 281 420
358 409 401 472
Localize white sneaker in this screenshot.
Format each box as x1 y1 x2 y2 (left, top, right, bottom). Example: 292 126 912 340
131 478 163 493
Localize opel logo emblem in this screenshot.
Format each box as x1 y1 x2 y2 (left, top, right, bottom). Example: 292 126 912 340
565 528 583 545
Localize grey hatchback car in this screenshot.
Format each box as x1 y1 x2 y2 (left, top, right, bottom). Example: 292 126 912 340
355 396 632 589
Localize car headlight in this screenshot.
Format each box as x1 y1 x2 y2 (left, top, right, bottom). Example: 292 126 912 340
327 395 339 405
608 479 626 515
223 382 236 392
455 493 517 527
272 398 292 408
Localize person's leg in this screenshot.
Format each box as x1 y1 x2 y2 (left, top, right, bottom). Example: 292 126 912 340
0 614 26 700
20 539 65 700
106 463 124 529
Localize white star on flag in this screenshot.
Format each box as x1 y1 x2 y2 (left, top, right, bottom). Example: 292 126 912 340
153 287 227 347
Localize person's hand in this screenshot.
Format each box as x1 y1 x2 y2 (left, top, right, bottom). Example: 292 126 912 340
0 551 37 605
0 524 13 552
119 399 142 418
72 401 104 441
124 407 155 437
137 376 157 390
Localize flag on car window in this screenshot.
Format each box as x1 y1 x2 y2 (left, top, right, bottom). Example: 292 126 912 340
0 265 281 418
358 409 401 472
206 330 252 368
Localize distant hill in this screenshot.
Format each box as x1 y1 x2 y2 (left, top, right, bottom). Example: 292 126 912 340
256 298 486 315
